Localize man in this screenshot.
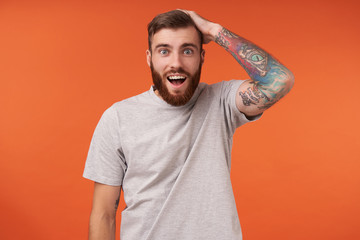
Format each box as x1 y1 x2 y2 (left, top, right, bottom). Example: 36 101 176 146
83 9 294 240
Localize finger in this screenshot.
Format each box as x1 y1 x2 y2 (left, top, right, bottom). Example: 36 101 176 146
176 8 189 15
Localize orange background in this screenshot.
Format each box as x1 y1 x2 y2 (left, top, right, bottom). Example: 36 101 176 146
1 0 359 239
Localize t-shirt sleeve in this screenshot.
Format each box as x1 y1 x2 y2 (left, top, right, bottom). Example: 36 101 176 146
220 80 262 134
83 106 127 186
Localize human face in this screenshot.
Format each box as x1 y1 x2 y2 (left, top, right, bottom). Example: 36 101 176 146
147 26 205 106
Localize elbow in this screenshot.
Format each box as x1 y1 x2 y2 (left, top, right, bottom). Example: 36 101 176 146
285 69 295 93
89 211 116 239
90 209 116 223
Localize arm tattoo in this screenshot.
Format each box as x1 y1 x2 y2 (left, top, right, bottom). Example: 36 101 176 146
238 44 268 77
215 28 238 50
114 193 120 212
216 27 270 79
215 33 230 49
239 81 270 106
216 27 293 110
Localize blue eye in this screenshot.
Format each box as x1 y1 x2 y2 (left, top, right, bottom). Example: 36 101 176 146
184 49 193 55
160 49 168 55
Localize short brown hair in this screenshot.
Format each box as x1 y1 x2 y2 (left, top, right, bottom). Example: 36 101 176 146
147 10 203 52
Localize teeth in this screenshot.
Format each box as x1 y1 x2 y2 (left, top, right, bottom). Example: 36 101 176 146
168 75 186 80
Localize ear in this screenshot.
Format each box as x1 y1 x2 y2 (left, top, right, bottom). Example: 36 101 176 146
146 49 151 67
200 49 205 65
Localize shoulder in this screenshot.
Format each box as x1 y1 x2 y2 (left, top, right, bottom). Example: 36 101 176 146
109 88 153 113
201 80 247 98
92 89 151 127
114 89 150 106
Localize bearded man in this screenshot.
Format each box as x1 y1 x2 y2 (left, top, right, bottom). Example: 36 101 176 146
83 9 294 240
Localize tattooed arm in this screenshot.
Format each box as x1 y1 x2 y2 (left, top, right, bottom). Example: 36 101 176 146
88 183 121 240
184 10 294 116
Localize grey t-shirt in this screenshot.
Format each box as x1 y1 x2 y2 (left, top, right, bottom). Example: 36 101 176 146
83 80 259 240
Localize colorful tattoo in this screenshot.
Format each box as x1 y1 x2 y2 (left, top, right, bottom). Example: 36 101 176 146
216 27 293 110
238 44 268 77
215 28 239 50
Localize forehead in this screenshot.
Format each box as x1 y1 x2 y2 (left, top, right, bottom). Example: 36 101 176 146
151 26 200 50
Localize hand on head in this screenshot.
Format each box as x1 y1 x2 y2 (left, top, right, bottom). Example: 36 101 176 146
177 9 221 44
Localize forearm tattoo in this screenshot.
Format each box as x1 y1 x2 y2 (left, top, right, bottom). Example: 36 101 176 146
215 27 270 78
214 28 238 49
215 27 293 109
238 44 268 77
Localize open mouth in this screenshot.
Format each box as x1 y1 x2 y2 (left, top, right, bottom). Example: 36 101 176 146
167 75 187 87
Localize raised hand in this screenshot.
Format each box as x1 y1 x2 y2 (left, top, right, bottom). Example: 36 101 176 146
179 9 294 116
179 9 221 44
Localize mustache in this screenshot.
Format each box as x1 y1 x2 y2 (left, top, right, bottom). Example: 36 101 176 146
164 68 190 77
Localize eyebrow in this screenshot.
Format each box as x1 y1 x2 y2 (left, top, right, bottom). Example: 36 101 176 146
154 43 199 51
154 44 170 50
181 43 199 50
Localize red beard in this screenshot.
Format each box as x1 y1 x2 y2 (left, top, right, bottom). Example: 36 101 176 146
150 62 202 106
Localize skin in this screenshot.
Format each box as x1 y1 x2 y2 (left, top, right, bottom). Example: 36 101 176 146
146 26 205 102
88 26 205 240
182 10 294 117
88 10 294 240
88 183 120 240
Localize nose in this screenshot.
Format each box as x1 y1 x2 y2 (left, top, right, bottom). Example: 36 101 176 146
169 52 183 70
